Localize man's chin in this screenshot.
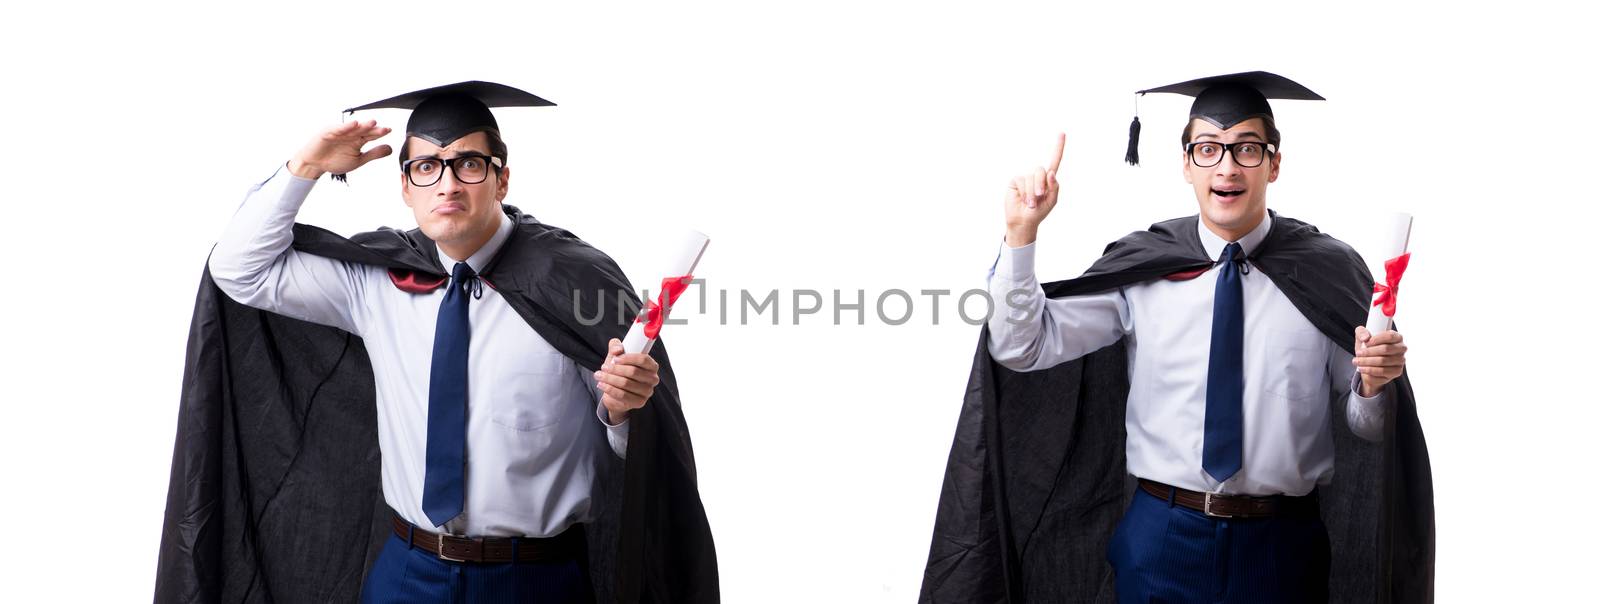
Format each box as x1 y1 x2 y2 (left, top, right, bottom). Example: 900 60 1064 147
417 219 462 243
1204 206 1265 232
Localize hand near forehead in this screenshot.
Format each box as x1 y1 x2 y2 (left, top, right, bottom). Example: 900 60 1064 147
1003 133 1065 247
287 120 393 180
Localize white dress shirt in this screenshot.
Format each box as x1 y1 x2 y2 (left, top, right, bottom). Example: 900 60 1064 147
986 216 1387 497
209 167 628 537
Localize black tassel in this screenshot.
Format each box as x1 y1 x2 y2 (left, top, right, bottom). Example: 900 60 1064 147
1124 116 1142 166
330 172 348 183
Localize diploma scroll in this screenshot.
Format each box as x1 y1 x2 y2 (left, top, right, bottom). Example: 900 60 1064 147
622 230 710 355
1364 213 1413 334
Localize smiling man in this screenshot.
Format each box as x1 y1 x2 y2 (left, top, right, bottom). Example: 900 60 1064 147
923 72 1434 603
156 82 718 603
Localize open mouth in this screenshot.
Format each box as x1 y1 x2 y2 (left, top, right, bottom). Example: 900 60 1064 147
1211 187 1245 200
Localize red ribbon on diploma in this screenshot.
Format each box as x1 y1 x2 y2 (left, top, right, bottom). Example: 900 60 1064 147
1371 253 1411 318
638 275 694 339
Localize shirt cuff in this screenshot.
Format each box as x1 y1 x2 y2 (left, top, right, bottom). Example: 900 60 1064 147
596 401 630 458
280 160 319 184
250 163 317 209
596 401 629 428
1349 372 1388 404
1346 372 1390 442
993 240 1037 282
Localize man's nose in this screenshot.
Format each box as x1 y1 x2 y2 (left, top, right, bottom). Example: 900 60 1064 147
1212 150 1245 176
436 165 464 194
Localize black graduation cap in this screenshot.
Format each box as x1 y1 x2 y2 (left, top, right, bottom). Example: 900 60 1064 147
345 80 555 147
328 81 554 181
1124 71 1323 166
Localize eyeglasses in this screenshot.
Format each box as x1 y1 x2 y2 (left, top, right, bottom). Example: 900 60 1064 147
1184 141 1277 168
402 153 505 187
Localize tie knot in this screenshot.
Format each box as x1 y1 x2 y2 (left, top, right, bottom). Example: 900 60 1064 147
449 262 481 298
1220 242 1242 263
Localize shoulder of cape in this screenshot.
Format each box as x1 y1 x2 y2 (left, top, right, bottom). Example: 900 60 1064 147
1253 212 1375 352
1093 215 1205 268
1041 216 1211 297
1254 212 1371 295
1256 212 1365 268
483 207 636 295
288 222 440 273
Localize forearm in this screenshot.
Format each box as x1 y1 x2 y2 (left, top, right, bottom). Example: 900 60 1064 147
209 166 316 295
589 380 629 459
1340 360 1389 442
986 240 1127 371
1326 332 1393 441
207 165 365 331
987 240 1047 369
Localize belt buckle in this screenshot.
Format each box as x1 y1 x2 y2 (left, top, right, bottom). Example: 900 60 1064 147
1203 492 1233 518
437 533 467 562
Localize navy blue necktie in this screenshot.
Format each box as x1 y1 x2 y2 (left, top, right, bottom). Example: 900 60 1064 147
1203 242 1244 484
423 262 474 527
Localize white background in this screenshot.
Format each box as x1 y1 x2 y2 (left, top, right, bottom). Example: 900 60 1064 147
2 1 1596 601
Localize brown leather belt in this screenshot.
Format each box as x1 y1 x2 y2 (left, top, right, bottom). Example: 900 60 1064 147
391 515 586 564
1138 479 1319 519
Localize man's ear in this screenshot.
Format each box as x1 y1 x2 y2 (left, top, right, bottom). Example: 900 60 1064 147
496 165 510 202
1268 150 1282 183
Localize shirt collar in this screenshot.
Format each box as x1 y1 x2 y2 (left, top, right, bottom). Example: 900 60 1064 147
436 211 514 274
1197 212 1272 261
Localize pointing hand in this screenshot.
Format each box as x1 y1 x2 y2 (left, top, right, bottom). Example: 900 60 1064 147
1003 133 1065 247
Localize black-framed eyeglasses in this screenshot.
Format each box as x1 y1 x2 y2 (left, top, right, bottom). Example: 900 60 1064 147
402 153 505 187
1184 141 1277 168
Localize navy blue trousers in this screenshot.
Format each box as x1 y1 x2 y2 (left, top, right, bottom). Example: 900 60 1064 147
359 533 593 604
1107 488 1330 604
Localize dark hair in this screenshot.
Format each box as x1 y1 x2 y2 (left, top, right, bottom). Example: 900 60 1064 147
1181 115 1281 150
398 128 510 167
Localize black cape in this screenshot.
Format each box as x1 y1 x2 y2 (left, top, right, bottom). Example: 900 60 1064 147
920 212 1433 603
155 205 718 603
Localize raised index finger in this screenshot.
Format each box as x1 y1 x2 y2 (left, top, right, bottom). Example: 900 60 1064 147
1046 132 1066 174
